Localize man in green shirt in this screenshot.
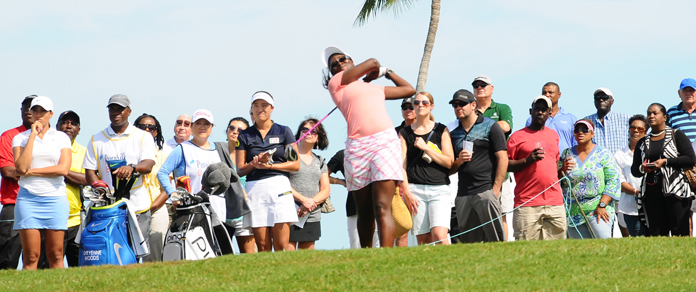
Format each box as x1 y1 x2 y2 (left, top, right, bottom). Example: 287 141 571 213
472 75 513 136
472 75 514 240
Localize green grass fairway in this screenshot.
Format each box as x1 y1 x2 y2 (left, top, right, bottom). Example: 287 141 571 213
2 237 696 291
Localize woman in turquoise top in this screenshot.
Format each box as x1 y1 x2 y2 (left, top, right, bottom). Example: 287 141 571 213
558 119 621 239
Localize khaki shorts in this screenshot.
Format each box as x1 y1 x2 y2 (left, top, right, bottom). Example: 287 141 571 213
513 205 566 241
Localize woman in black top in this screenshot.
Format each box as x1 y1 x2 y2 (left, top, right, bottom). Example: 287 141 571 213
399 92 454 245
631 103 696 236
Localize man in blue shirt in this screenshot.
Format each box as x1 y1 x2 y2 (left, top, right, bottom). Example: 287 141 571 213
525 82 577 153
584 87 630 154
667 78 696 143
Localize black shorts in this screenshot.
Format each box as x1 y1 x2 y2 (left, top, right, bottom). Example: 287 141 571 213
289 221 321 242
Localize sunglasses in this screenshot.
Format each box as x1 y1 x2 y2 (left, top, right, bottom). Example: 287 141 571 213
176 120 191 127
301 127 317 135
330 56 352 69
228 125 243 132
451 101 472 108
594 95 612 101
137 124 157 131
629 126 646 132
401 105 414 111
473 83 488 89
413 100 430 106
573 128 590 134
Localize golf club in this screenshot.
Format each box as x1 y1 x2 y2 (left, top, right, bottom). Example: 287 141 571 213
285 106 338 161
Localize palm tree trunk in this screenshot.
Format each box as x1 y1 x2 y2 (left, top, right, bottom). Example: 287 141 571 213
415 0 440 93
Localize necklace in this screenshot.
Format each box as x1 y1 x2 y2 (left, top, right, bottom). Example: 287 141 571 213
650 129 666 137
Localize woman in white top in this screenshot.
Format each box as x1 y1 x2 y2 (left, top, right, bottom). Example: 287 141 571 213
12 96 72 270
614 114 648 237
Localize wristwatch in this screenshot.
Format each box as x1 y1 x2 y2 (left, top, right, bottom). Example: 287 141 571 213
598 201 607 208
128 163 140 176
385 69 394 80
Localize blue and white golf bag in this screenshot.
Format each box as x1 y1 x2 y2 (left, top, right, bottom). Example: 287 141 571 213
78 199 137 266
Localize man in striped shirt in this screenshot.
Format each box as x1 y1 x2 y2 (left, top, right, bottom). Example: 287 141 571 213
583 87 630 154
667 78 696 142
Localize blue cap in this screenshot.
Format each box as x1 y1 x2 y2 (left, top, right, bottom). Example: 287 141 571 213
680 78 696 90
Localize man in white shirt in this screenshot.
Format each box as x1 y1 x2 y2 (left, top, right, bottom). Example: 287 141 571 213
162 114 191 156
82 94 156 254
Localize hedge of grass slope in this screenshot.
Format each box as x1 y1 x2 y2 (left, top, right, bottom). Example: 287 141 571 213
2 237 696 291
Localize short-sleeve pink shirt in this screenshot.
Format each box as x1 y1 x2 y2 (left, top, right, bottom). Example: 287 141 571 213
328 71 392 139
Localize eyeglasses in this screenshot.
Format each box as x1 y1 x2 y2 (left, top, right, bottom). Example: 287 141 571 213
630 126 646 132
301 127 317 135
137 124 157 131
176 120 191 127
473 83 488 89
413 100 430 106
330 56 352 69
573 128 590 134
228 125 243 132
451 101 472 108
401 105 414 111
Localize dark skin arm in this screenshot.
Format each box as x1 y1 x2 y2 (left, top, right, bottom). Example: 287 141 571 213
341 58 416 100
65 170 87 186
150 188 168 212
85 159 155 185
508 148 545 173
0 166 20 181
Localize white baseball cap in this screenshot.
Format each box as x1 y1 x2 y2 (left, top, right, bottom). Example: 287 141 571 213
532 95 552 108
192 109 214 124
30 96 54 112
594 87 613 97
322 46 352 68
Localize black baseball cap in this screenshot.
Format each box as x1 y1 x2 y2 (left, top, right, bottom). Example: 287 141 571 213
449 89 476 104
58 110 80 125
402 97 415 105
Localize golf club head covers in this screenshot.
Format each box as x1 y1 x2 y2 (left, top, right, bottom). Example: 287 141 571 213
176 176 192 193
201 162 231 196
285 144 298 161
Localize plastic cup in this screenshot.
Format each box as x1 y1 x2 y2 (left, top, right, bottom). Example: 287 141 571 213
463 141 474 153
535 141 545 150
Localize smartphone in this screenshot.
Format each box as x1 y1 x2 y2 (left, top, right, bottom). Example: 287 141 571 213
645 163 657 168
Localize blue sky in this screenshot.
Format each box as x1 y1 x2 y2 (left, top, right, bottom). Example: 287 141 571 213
0 1 694 250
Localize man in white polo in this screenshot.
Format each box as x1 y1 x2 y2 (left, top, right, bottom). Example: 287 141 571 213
162 114 191 156
83 94 156 254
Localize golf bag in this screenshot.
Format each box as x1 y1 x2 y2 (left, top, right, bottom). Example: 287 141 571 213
162 173 235 261
78 200 137 266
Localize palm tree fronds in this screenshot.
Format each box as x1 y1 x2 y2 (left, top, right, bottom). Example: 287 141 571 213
354 0 417 27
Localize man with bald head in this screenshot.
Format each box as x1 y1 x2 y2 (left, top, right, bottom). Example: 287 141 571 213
163 114 191 156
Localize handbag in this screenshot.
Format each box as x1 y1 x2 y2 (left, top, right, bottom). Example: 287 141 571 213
392 186 413 238
683 166 696 192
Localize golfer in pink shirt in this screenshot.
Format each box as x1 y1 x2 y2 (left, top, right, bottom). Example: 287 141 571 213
322 46 416 248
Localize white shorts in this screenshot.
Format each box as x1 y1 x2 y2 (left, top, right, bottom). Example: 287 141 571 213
409 184 451 235
228 215 254 237
500 174 515 213
246 175 298 228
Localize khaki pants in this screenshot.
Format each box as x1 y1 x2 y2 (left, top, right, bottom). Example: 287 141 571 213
513 205 566 240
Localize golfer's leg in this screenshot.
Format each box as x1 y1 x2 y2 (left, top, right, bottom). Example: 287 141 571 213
372 180 396 247
272 222 291 251
19 229 41 270
44 230 65 269
253 227 272 252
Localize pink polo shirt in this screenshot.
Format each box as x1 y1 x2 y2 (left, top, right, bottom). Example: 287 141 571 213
328 71 392 139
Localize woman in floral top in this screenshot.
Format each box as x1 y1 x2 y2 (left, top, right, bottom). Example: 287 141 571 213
558 119 621 239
